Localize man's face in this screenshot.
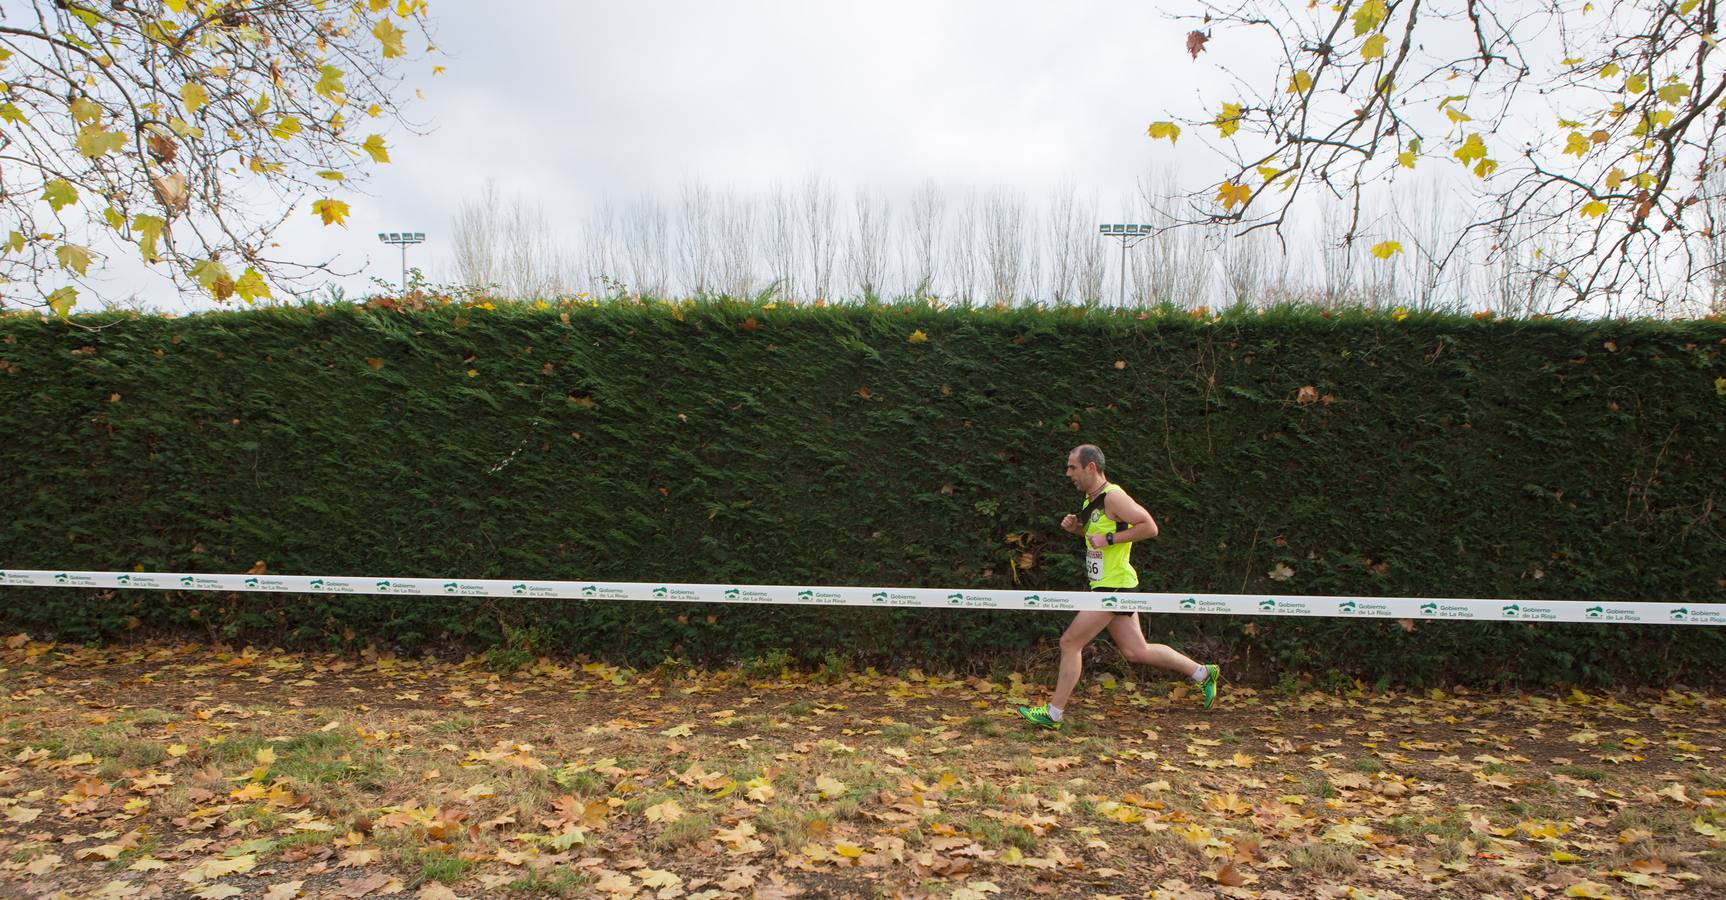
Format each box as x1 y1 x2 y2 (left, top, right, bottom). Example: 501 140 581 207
1065 451 1100 493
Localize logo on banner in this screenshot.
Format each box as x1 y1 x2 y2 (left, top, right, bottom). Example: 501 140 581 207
948 593 964 606
1101 596 1119 609
1501 604 1520 618
115 574 129 585
725 588 742 600
798 590 814 601
245 578 259 588
653 586 669 599
1338 600 1358 614
310 579 325 590
1672 607 1689 621
54 573 69 583
872 591 888 603
1586 606 1603 619
1420 602 1439 615
582 585 598 597
1180 598 1197 610
1259 599 1277 612
444 582 458 593
1024 594 1040 607
180 576 195 587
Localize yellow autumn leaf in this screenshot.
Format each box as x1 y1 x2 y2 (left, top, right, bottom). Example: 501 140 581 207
1453 133 1487 165
1147 121 1181 144
76 125 126 158
1563 132 1590 156
69 96 101 125
1658 82 1690 104
834 842 865 858
1352 0 1387 34
1370 240 1403 260
1361 33 1388 61
1214 102 1244 137
1563 881 1614 899
1398 150 1417 168
312 199 350 226
1580 200 1608 218
643 799 684 823
270 116 301 140
1599 63 1621 79
1215 181 1252 211
362 134 390 163
42 178 78 212
315 65 346 100
373 18 406 58
166 743 188 757
236 269 272 303
47 286 77 318
180 82 208 114
256 747 276 766
816 774 848 798
1287 70 1314 94
1551 850 1584 862
1605 168 1626 190
908 329 928 343
1626 73 1648 94
56 243 93 276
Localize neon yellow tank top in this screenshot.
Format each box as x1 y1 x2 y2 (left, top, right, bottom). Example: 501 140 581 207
1083 484 1138 589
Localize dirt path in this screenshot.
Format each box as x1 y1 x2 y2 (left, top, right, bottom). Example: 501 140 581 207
1 636 1722 899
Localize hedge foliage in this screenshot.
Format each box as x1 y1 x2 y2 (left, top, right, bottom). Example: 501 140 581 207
1 300 1723 686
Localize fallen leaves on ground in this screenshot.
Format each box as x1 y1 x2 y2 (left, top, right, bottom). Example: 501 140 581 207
0 634 1722 897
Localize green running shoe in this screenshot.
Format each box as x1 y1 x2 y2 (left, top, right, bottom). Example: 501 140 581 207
1200 664 1221 710
1016 704 1063 730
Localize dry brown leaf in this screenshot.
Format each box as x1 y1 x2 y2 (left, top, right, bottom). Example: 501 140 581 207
1186 29 1210 58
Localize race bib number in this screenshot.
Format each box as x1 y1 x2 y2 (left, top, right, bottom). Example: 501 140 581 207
1085 549 1103 583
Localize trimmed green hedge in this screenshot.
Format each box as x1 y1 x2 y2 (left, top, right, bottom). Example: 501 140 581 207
1 301 1723 686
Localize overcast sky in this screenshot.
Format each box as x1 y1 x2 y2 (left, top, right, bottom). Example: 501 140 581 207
175 1 1274 305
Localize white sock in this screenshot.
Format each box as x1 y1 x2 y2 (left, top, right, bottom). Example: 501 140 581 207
1190 665 1209 683
1047 704 1064 721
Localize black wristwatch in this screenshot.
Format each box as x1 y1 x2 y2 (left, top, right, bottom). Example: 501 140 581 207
1104 532 1116 545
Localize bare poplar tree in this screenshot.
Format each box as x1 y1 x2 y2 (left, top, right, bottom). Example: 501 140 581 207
1218 226 1280 308
801 175 838 301
621 196 671 298
845 189 892 300
948 191 982 304
580 197 620 295
679 179 716 296
452 180 503 292
1398 178 1463 311
1045 182 1081 304
903 180 945 299
717 189 758 298
765 181 802 300
983 189 1028 304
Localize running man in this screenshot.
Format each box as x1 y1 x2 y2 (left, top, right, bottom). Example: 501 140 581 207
1018 444 1219 730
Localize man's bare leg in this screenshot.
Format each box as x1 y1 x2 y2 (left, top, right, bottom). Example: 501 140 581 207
1107 613 1202 675
1050 612 1117 711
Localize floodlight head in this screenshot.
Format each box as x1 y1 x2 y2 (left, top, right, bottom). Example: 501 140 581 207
376 233 387 241
412 232 424 242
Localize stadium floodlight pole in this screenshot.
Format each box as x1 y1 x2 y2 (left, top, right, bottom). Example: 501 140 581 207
1098 224 1156 307
376 231 425 293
